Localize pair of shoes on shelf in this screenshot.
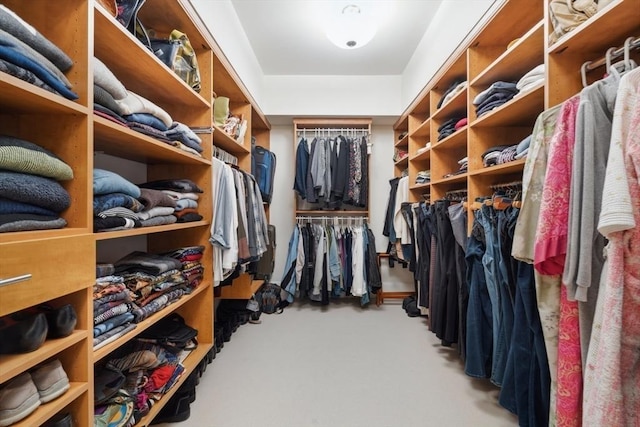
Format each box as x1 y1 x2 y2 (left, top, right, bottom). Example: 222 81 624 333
0 305 77 354
0 360 70 426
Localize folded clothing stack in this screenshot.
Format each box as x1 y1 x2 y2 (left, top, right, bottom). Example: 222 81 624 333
93 168 145 232
93 57 202 157
515 134 531 160
139 179 203 224
437 79 466 109
0 135 73 233
0 5 77 100
473 81 519 117
481 144 525 167
437 116 466 141
443 157 468 178
416 142 431 155
160 246 205 289
516 64 545 94
415 170 431 184
93 275 137 349
114 251 188 323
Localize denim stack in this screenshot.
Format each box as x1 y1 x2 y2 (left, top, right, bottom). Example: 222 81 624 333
437 116 465 141
473 82 519 117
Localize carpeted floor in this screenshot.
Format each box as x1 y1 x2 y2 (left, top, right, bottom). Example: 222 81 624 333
158 300 518 427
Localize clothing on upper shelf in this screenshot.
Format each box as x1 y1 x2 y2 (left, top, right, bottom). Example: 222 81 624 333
280 221 381 307
415 170 431 184
437 79 466 109
473 81 519 117
294 134 369 209
437 117 465 141
481 144 523 168
516 64 545 94
443 156 468 178
0 6 77 100
548 0 614 45
210 157 269 286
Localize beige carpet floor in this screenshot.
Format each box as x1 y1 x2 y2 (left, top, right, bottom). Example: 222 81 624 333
158 300 518 427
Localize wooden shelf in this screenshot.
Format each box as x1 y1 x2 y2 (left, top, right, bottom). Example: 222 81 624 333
0 74 88 116
93 282 210 362
94 5 210 110
94 220 210 241
471 21 544 87
469 158 526 176
432 127 468 151
395 134 409 147
432 87 467 122
0 330 87 384
410 148 431 162
0 228 90 245
409 118 430 138
213 124 251 154
219 276 264 300
410 182 431 191
548 0 640 55
470 84 544 128
12 382 88 427
431 173 468 186
394 156 409 167
93 116 211 165
134 344 211 427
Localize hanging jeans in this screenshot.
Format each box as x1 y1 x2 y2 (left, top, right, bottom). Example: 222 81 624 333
432 200 459 346
416 202 433 309
498 210 550 426
449 202 468 361
465 214 493 378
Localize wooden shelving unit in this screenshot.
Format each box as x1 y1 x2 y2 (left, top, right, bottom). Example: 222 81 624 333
0 0 269 425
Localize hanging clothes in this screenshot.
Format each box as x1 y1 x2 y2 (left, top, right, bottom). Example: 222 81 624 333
280 221 380 306
294 133 369 210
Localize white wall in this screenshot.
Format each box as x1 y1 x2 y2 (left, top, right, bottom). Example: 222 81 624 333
190 0 265 106
262 75 402 117
401 0 502 110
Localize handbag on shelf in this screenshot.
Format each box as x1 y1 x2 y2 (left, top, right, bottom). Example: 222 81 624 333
150 30 202 93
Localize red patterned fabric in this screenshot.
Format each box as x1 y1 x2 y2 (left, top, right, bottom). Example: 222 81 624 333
556 285 582 426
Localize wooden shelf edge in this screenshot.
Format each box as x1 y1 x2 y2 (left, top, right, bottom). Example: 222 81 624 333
0 330 87 384
135 344 212 427
394 135 409 147
93 116 212 166
469 84 544 127
0 74 89 115
93 283 210 362
469 158 527 176
213 124 250 154
430 173 468 185
0 228 92 245
470 20 545 87
432 127 468 150
218 279 264 300
94 220 210 241
394 157 409 166
410 149 431 162
11 382 88 427
410 183 431 190
431 87 468 121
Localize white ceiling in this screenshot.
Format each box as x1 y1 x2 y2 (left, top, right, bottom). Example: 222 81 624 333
229 0 444 76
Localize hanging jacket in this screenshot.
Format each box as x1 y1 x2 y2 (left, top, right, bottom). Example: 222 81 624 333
293 138 308 199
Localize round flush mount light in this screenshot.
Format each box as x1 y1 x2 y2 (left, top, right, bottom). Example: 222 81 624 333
326 4 377 49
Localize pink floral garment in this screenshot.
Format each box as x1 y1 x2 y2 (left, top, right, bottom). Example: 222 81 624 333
534 96 583 426
584 68 640 427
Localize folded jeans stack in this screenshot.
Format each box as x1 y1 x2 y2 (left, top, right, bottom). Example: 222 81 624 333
473 81 519 117
415 170 431 184
437 79 466 109
0 135 73 232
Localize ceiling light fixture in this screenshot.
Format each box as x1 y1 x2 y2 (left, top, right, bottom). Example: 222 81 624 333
326 4 377 50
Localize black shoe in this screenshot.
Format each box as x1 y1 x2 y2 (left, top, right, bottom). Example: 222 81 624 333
43 412 73 427
0 312 48 354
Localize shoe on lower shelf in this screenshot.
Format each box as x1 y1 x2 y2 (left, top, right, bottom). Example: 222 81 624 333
43 412 73 427
31 359 70 403
0 373 41 427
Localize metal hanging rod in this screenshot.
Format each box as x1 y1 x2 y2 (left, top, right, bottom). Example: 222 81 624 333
583 36 639 72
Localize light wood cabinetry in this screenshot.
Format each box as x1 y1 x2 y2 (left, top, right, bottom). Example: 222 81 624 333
0 0 268 424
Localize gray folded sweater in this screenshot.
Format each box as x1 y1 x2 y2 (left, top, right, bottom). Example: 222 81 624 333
0 5 73 71
0 171 70 212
